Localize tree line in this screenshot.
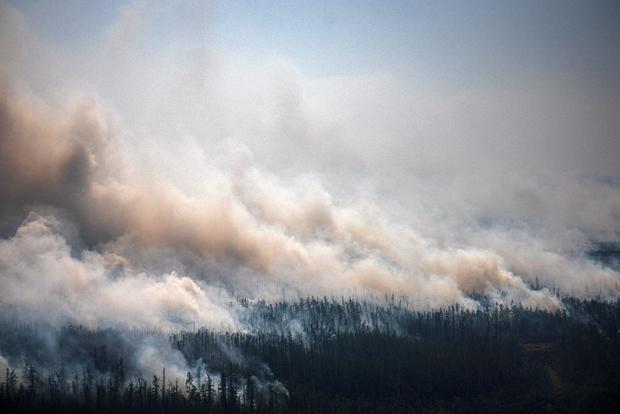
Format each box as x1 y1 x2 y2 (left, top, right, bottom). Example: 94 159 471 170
1 296 619 413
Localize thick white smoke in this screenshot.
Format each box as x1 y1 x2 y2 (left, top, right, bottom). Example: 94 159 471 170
0 0 619 341
0 213 238 332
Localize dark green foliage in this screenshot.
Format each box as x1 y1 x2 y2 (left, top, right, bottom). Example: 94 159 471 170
1 297 619 413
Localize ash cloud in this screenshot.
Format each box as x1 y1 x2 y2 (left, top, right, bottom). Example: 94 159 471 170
0 75 579 321
0 72 573 326
0 0 619 356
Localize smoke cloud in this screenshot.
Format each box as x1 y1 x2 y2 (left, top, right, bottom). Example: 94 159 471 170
0 1 619 379
0 75 600 323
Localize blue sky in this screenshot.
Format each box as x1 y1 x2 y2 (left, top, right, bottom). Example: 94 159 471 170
212 0 620 85
11 0 620 85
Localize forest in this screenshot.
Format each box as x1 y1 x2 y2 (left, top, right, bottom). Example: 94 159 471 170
1 296 619 413
2 1 620 413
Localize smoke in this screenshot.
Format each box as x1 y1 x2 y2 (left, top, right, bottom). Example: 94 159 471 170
134 335 193 381
0 213 238 332
0 353 8 374
1 64 617 332
0 0 619 380
0 73 584 314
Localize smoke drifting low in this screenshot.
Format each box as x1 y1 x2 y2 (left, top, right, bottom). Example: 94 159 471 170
1 75 616 330
0 0 619 382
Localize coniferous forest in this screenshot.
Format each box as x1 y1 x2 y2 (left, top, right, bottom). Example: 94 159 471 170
1 296 619 413
2 2 620 413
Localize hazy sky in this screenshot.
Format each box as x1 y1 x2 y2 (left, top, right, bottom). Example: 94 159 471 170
12 0 620 80
1 1 620 325
7 0 619 177
10 0 618 74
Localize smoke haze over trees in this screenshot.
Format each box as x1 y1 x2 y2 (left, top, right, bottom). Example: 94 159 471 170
1 0 620 412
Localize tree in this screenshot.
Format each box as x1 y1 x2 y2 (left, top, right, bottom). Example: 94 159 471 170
24 363 38 397
185 371 197 401
162 367 166 401
151 375 159 401
205 373 214 408
245 374 256 412
219 371 228 409
227 369 238 411
4 368 17 399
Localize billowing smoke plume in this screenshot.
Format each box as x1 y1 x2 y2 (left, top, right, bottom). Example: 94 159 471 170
0 0 619 380
0 78 577 319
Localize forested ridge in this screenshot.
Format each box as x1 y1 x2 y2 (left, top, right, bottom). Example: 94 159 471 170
1 297 619 413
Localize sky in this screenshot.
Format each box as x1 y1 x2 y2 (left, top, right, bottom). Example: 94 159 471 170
1 0 620 336
11 1 620 80
10 0 616 178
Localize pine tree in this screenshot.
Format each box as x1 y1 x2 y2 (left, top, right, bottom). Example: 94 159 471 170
245 374 256 412
162 367 166 401
228 369 238 410
56 362 67 396
113 358 125 392
5 368 17 400
185 371 197 401
206 373 214 408
219 371 228 409
151 375 159 401
24 363 38 397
